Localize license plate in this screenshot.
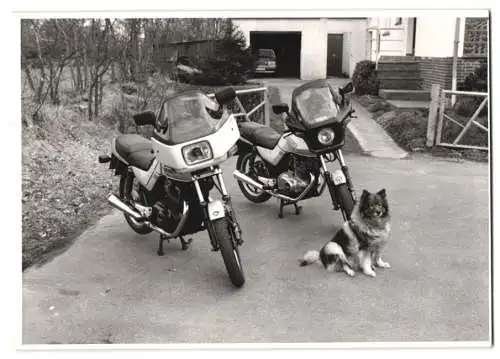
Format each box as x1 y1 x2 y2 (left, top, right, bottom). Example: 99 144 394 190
332 169 347 186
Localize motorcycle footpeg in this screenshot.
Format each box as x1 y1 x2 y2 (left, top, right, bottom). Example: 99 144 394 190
98 155 111 163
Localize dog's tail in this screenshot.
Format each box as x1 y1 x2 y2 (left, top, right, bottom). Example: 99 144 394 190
299 250 320 267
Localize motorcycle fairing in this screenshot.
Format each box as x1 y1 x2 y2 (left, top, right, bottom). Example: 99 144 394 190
152 115 240 174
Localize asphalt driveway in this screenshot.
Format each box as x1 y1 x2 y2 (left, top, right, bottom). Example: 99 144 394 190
22 153 490 345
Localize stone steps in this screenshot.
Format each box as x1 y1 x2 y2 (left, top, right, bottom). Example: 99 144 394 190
379 89 431 101
378 69 421 79
379 77 422 90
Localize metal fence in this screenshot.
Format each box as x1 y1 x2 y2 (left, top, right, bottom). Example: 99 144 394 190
207 87 270 126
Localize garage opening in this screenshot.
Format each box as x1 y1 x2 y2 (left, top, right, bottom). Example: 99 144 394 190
250 31 301 78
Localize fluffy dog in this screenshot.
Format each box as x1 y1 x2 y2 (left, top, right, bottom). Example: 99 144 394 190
299 189 391 277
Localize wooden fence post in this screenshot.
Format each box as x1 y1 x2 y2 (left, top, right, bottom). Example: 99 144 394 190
426 84 441 147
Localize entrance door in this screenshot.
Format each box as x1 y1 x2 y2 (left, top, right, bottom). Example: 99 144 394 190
326 34 343 77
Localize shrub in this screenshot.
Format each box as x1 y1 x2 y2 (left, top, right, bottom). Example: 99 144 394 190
455 62 488 117
192 22 256 86
352 60 379 96
462 63 488 92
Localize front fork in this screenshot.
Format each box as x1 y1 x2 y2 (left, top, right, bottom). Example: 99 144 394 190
320 150 356 208
193 172 243 252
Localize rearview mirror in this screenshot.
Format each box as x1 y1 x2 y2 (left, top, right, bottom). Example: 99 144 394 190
133 110 156 127
272 103 289 115
215 87 237 105
339 82 354 96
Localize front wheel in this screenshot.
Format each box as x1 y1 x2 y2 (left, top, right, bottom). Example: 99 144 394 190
212 218 245 288
336 183 355 221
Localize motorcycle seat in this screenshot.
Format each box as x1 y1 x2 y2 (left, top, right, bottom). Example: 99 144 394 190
114 134 155 171
239 122 281 149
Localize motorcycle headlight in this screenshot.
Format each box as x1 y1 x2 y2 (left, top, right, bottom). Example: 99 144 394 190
182 141 213 165
317 128 335 146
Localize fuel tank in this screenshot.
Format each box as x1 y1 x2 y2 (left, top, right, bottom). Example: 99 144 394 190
256 133 315 166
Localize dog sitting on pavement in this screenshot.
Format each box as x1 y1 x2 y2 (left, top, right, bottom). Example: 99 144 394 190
299 189 391 277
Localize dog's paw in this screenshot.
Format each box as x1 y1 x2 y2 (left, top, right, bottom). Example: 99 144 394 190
376 258 391 268
344 266 355 277
362 268 377 277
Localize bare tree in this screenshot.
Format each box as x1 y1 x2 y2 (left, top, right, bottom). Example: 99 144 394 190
86 18 115 121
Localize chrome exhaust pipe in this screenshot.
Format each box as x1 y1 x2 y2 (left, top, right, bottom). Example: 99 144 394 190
233 170 265 191
107 194 144 221
233 170 316 203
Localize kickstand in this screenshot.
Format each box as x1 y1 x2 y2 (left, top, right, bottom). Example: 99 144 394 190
278 200 285 218
179 236 192 251
157 234 167 256
278 200 302 218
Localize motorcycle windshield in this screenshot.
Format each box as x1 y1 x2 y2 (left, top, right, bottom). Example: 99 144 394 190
293 86 340 126
156 91 228 144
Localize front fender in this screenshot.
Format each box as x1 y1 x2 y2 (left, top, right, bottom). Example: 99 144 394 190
207 199 226 221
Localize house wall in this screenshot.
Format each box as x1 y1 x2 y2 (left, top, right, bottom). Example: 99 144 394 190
406 18 415 55
418 57 485 90
419 57 454 90
367 17 408 60
233 18 368 79
414 16 466 57
457 58 487 83
326 19 369 77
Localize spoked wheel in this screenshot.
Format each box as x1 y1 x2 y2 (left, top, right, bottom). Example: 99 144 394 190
335 183 355 221
236 152 272 203
212 218 245 288
119 171 153 234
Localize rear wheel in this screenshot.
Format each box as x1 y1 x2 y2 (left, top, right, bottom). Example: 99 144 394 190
236 152 272 203
212 218 245 288
119 171 153 235
336 183 355 221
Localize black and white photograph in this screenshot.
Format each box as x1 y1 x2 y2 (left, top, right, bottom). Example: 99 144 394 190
11 2 494 354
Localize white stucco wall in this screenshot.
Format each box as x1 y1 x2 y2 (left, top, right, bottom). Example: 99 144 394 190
367 17 407 60
326 20 369 77
414 16 466 57
232 18 368 79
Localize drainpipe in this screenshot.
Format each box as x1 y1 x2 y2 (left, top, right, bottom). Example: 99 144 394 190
451 17 461 106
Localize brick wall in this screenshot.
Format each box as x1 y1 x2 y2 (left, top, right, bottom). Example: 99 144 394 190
457 58 487 83
378 55 420 62
378 55 487 90
418 57 453 91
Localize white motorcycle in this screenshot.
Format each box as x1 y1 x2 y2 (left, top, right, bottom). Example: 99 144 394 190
99 88 245 288
232 79 357 221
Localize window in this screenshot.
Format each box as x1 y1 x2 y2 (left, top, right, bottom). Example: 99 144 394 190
463 18 488 57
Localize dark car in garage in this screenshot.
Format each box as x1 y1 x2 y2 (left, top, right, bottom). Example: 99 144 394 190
254 48 277 76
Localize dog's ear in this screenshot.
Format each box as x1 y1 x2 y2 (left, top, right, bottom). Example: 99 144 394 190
360 189 370 202
377 189 387 199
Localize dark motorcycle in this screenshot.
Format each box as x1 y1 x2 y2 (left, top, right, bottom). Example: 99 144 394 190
232 79 357 220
